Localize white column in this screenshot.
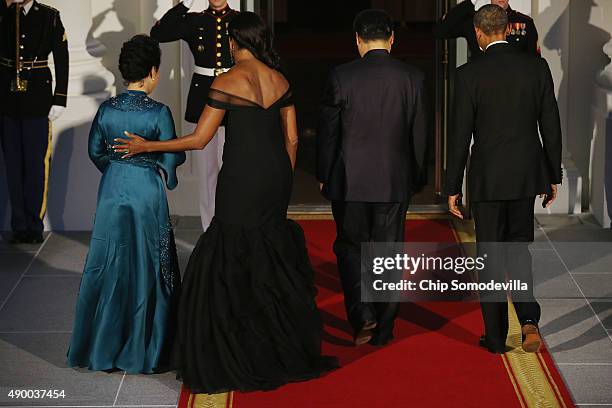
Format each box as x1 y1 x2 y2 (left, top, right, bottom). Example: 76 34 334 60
44 0 115 230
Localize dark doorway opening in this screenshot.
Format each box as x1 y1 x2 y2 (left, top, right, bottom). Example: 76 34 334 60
251 0 450 209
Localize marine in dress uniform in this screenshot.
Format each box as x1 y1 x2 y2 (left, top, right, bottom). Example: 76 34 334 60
0 0 69 243
434 0 540 59
151 0 237 231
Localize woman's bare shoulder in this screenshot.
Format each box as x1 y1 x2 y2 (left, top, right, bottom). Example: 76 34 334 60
210 69 248 93
272 70 289 91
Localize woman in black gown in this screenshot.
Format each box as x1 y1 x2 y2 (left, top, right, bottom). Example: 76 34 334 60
115 12 338 393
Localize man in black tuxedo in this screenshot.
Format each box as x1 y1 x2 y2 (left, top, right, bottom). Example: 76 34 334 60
317 9 427 346
445 5 562 354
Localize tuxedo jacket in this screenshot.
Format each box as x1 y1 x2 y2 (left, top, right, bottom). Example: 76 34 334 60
445 43 562 202
316 49 427 203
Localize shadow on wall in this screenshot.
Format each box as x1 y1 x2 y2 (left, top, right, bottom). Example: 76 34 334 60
87 0 157 94
46 76 110 231
0 128 9 230
607 113 612 223
46 124 89 231
541 0 611 210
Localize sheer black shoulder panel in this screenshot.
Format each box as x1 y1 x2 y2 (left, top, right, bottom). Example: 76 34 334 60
207 87 293 110
276 89 294 109
207 88 261 110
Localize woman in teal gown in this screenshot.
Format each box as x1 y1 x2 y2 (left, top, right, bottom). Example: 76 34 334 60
67 35 185 374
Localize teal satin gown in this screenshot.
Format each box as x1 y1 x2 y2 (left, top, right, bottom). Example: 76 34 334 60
67 90 186 374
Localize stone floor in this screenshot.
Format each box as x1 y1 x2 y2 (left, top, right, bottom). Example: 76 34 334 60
0 214 611 407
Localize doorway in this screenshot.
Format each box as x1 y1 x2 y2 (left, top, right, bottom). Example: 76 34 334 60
245 0 452 210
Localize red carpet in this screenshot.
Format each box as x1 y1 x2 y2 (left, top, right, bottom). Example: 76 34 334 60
179 217 575 408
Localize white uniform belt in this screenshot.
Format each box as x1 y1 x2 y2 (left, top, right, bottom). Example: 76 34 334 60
194 66 230 77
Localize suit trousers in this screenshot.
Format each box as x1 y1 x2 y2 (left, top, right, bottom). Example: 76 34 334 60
1 115 50 233
472 197 541 349
331 201 408 339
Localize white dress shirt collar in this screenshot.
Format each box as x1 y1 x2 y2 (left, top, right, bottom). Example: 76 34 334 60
486 40 509 50
21 1 34 15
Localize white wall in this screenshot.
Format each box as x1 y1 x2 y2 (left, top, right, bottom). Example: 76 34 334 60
533 0 612 224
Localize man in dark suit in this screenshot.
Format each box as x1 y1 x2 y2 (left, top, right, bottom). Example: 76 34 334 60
317 9 427 346
445 5 562 354
434 0 540 59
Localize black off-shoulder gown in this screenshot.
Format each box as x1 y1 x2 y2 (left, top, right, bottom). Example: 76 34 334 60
175 88 338 394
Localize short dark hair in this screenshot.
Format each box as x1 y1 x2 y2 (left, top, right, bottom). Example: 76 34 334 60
353 9 393 42
118 35 161 84
474 4 509 36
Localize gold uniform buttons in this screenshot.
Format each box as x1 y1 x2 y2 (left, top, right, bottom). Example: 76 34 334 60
217 52 221 57
217 18 222 23
217 43 221 48
217 25 222 30
217 34 221 39
216 61 222 67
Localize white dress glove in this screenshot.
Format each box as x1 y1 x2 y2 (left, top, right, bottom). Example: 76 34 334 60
48 105 66 122
471 0 478 5
183 0 195 9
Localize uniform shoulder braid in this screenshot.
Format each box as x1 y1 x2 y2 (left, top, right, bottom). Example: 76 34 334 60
507 7 534 22
37 2 60 14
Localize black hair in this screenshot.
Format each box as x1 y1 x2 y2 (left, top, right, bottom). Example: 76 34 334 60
228 12 281 70
353 9 393 42
118 34 161 85
474 4 509 36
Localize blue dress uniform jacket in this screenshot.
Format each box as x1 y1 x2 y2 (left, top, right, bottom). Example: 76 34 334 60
151 2 237 123
0 0 69 117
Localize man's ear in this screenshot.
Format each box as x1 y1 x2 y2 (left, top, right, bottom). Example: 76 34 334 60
355 33 360 47
505 24 511 36
389 31 395 47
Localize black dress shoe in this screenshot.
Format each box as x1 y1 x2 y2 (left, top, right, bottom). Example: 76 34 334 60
479 335 507 354
368 331 394 347
25 231 44 244
8 231 27 244
354 320 377 346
